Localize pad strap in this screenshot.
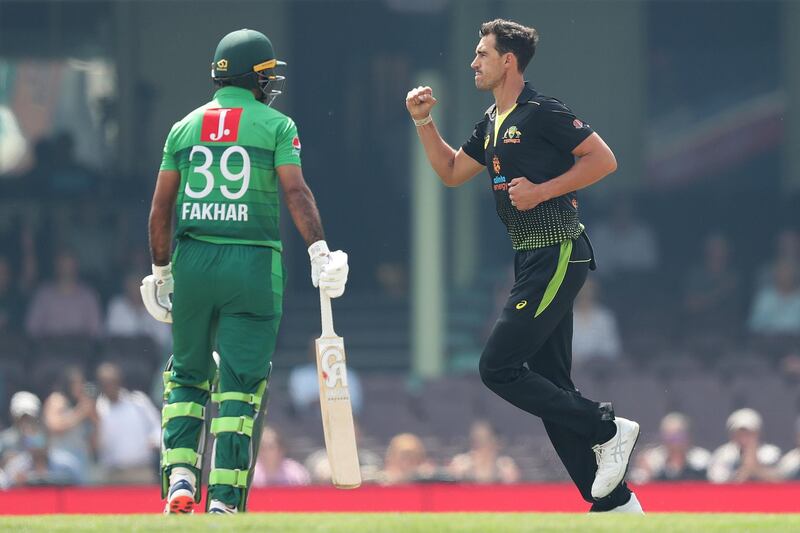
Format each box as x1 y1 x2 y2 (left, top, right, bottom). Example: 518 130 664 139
211 379 266 406
162 402 205 427
163 372 211 400
162 447 201 469
210 416 254 437
209 468 249 488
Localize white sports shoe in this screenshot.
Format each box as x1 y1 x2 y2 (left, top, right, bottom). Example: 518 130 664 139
591 417 640 499
608 492 645 514
208 499 238 514
164 467 196 514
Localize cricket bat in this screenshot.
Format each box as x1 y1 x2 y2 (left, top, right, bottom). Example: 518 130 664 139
316 277 362 489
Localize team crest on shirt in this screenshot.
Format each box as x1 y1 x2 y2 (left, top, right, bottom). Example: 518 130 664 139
502 125 522 144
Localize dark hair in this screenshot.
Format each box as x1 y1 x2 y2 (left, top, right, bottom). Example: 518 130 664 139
479 19 539 73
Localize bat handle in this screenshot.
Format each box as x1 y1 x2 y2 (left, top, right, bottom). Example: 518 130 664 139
319 288 336 337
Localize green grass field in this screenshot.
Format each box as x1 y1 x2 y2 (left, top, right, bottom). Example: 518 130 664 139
1 513 799 532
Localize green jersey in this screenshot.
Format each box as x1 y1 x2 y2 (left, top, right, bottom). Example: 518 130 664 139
160 86 301 250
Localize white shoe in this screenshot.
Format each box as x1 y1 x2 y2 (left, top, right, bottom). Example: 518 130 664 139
608 492 644 514
164 467 196 514
591 417 640 499
208 499 238 514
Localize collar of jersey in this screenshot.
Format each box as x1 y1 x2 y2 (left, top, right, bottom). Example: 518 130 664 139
486 82 540 119
516 81 539 103
213 86 256 100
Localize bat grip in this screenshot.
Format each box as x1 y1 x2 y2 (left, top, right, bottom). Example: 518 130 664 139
319 288 336 337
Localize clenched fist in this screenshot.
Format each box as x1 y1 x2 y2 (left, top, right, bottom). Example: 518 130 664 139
405 86 438 120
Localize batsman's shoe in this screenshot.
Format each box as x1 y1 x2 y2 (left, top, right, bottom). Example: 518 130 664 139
164 467 196 515
608 492 644 514
591 417 640 499
208 500 238 514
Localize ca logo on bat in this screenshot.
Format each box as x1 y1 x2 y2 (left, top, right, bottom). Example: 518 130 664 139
321 346 348 389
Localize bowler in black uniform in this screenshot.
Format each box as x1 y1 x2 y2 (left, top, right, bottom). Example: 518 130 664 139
405 19 642 513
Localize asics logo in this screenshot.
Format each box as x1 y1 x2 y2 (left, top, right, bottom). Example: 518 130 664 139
610 438 627 463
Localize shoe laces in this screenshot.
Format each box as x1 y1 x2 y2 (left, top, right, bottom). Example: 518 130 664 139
592 444 605 467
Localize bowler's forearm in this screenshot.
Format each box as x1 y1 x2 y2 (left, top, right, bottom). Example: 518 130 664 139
415 121 459 185
539 152 617 201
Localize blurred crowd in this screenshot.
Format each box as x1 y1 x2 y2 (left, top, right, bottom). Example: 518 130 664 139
1 144 799 489
631 408 800 484
5 366 800 489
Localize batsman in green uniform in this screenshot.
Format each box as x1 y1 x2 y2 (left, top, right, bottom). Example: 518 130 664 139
140 28 349 515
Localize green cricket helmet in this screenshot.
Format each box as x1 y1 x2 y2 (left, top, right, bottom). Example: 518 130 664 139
211 28 286 106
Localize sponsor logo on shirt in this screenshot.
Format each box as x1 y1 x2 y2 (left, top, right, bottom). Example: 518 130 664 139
502 125 522 144
492 156 509 191
484 134 490 150
573 119 585 129
516 300 528 310
200 108 243 142
291 135 301 156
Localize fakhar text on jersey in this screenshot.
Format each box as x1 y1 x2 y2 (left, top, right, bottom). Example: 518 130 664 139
181 202 248 222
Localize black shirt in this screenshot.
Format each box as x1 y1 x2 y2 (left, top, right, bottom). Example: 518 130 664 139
462 82 594 250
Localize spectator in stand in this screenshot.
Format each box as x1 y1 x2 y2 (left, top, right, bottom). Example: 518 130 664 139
63 202 114 292
707 408 781 483
106 272 171 352
448 420 520 484
630 413 709 483
0 391 43 473
758 228 800 288
748 259 800 336
251 426 311 486
42 367 97 484
777 416 800 480
682 233 742 334
0 391 81 487
590 199 659 280
377 433 441 485
95 361 160 484
288 342 363 416
0 255 25 332
572 279 622 365
25 250 102 338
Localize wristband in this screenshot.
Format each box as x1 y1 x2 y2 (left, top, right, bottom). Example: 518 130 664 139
308 240 330 259
152 263 172 280
413 115 433 127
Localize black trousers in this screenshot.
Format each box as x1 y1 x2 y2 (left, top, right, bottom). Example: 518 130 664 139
479 233 631 510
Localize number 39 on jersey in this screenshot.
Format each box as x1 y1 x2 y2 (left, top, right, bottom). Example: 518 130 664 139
182 107 251 223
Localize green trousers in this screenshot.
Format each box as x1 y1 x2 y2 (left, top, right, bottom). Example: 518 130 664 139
162 237 284 508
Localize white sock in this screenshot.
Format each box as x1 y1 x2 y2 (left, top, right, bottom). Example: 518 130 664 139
170 467 196 488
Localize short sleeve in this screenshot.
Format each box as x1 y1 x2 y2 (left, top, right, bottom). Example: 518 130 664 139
275 117 302 167
159 123 179 171
461 117 488 165
537 100 594 153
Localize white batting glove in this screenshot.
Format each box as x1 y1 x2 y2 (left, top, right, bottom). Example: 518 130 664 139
319 250 349 299
308 240 330 288
140 263 174 323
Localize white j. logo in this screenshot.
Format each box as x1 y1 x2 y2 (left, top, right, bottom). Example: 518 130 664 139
209 109 231 141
